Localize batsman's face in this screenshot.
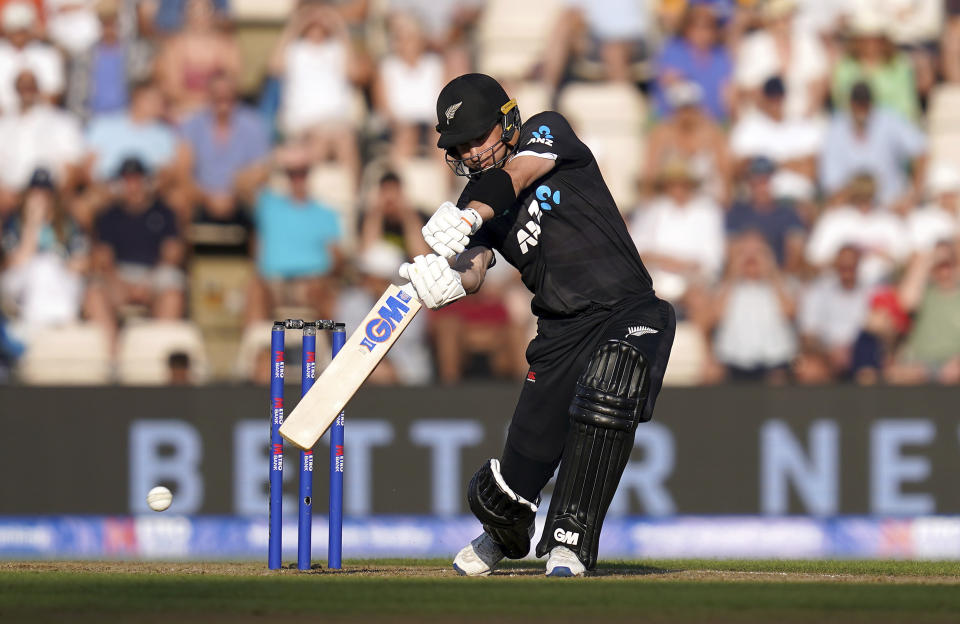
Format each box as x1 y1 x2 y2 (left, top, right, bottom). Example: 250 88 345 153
454 124 506 172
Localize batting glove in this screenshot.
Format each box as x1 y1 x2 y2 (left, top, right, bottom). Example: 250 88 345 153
422 201 482 258
399 254 467 310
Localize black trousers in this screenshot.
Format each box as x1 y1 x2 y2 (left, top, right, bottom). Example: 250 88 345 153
499 294 676 502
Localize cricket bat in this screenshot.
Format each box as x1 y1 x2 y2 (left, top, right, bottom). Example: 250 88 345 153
279 283 421 450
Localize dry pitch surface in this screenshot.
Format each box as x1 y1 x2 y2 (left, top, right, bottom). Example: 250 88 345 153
2 559 960 623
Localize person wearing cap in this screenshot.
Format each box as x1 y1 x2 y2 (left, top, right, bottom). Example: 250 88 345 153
907 162 960 253
729 75 823 182
0 0 65 114
643 80 730 202
401 73 675 577
819 81 927 208
87 156 185 335
358 171 430 259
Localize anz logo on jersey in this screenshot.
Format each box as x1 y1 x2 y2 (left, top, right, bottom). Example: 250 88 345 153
517 184 560 254
527 125 554 146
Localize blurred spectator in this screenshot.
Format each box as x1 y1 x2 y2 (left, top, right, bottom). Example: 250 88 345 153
846 0 941 103
729 76 823 182
269 3 362 182
179 71 269 255
709 231 797 383
819 82 926 208
167 350 192 385
85 79 178 183
831 15 919 122
943 0 960 83
0 305 24 381
850 286 910 385
644 81 730 202
156 0 241 119
887 241 960 384
538 0 649 91
908 162 960 252
726 157 807 272
153 0 227 33
247 143 344 323
653 1 732 121
0 1 65 112
796 245 870 379
372 12 444 160
734 0 829 120
806 174 911 286
0 70 84 192
46 0 102 57
358 170 429 258
88 157 185 334
630 161 724 325
336 241 431 385
66 1 131 119
390 0 480 76
0 169 90 325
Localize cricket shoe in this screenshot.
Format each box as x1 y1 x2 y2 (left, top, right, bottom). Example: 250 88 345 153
545 546 586 577
453 532 505 576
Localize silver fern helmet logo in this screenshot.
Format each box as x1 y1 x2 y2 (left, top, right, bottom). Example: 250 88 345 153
626 325 658 338
444 101 463 124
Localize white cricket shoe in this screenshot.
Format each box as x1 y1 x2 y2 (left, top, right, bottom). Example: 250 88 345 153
545 546 586 577
452 532 505 576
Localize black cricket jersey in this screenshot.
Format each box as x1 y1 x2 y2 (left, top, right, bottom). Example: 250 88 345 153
459 110 654 319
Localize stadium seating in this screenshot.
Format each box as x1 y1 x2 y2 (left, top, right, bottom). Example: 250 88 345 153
116 321 210 385
18 323 111 385
476 0 563 81
662 321 708 386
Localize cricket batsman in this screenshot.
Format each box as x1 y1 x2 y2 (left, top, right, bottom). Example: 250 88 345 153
398 74 676 576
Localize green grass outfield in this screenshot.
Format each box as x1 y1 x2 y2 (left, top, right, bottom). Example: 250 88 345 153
2 559 960 623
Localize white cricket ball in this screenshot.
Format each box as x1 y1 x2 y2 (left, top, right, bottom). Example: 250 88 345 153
146 486 173 512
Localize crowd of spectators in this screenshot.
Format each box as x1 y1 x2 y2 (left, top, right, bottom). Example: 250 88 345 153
0 0 959 387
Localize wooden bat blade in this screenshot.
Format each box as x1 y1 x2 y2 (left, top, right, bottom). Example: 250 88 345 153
279 283 421 450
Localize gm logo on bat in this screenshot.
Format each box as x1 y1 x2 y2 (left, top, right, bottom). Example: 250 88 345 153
359 289 413 352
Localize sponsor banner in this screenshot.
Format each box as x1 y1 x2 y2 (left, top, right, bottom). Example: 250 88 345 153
4 385 960 515
3 516 960 560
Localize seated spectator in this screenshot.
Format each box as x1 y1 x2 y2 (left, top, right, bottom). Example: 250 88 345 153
156 0 241 119
709 231 797 383
908 162 960 252
372 12 444 160
538 0 649 92
630 161 724 325
644 81 730 203
85 79 178 183
46 0 102 57
796 245 871 379
358 171 429 259
336 241 432 385
0 1 65 113
66 1 131 119
819 82 926 208
806 173 912 286
831 15 919 122
0 304 24 382
943 0 960 83
0 70 84 192
249 143 344 323
887 241 960 384
389 0 480 76
726 157 807 273
850 286 910 385
88 157 186 335
269 4 362 182
153 0 228 34
653 1 732 122
179 71 270 255
0 169 90 324
734 0 829 120
729 76 823 182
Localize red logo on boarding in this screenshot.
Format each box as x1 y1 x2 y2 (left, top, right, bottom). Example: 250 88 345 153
526 371 536 383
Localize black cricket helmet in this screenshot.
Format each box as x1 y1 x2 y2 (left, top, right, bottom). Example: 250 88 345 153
435 73 521 177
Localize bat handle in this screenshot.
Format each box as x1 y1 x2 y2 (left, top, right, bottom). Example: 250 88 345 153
398 282 419 301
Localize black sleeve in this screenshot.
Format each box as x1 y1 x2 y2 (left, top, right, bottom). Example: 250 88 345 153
513 111 592 169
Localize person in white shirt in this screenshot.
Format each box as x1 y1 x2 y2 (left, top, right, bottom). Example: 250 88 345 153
908 161 960 252
0 70 83 192
630 160 724 326
730 76 823 182
0 1 65 113
734 0 829 120
806 173 912 286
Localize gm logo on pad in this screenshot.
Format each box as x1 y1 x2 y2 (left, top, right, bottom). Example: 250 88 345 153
359 292 412 352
